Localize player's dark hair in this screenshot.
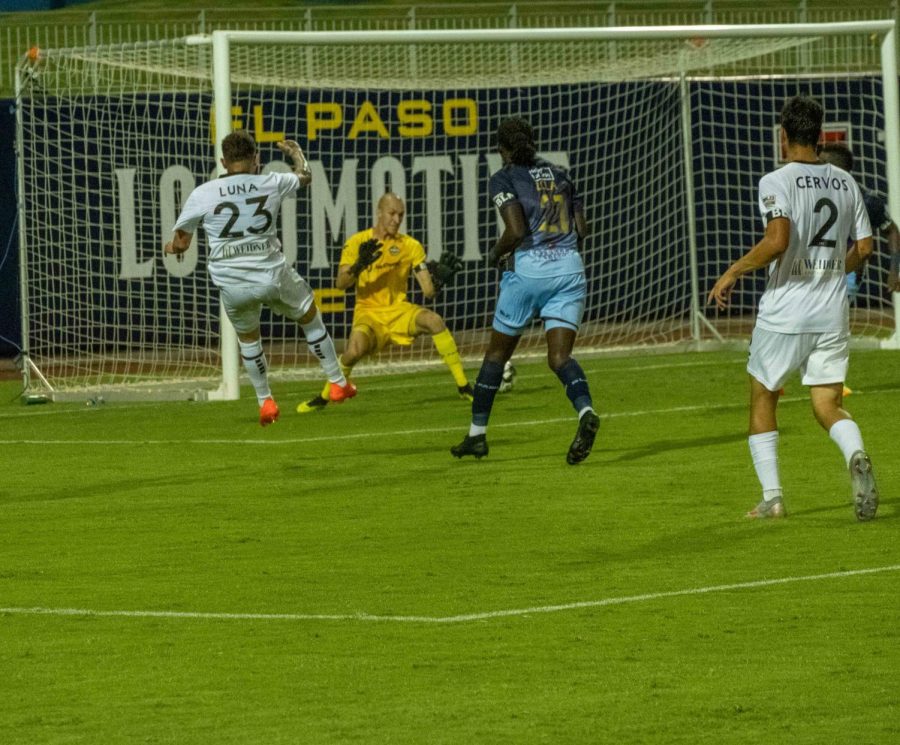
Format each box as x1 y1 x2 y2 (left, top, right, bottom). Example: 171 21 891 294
221 130 257 163
497 117 537 166
817 142 854 172
780 96 824 148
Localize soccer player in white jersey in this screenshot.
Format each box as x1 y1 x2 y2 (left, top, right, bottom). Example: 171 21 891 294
708 95 879 521
165 130 356 426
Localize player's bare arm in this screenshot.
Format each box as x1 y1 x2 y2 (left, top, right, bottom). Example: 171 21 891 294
164 228 192 256
414 264 437 299
489 202 528 266
845 235 874 274
574 207 588 252
707 217 790 310
884 222 900 292
276 140 312 187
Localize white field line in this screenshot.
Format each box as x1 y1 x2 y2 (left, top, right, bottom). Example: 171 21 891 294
0 356 744 421
0 389 874 446
0 398 772 445
2 564 897 625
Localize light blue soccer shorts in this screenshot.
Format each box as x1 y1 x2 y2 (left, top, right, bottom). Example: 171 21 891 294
492 270 587 336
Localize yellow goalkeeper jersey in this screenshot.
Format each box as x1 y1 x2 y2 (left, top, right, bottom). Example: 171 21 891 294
340 228 426 309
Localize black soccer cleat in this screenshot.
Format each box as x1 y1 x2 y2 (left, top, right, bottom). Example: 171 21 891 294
296 394 328 414
566 411 600 465
457 383 474 402
451 434 488 459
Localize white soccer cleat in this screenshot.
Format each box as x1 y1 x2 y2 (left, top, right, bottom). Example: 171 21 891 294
849 450 878 521
746 496 786 519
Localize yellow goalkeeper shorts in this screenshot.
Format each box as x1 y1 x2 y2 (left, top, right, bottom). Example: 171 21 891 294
353 302 424 350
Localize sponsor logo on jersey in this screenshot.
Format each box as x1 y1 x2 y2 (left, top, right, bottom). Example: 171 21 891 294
493 192 515 208
763 194 776 208
217 241 271 259
790 257 845 275
528 166 555 182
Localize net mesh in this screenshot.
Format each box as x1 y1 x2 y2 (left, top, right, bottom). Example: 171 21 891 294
15 30 896 394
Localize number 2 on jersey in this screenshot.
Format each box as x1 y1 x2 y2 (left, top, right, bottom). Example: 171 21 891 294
809 197 838 248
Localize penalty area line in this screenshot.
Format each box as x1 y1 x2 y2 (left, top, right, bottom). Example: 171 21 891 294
2 564 898 625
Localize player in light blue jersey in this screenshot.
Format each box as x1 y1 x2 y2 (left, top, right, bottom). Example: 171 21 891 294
451 117 600 464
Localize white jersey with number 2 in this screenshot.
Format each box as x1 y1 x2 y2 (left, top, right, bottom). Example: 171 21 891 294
174 171 300 288
755 162 871 333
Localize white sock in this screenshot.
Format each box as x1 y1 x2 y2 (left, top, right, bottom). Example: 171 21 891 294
578 406 595 420
239 339 271 405
829 418 865 466
468 424 487 437
748 431 782 501
300 312 346 385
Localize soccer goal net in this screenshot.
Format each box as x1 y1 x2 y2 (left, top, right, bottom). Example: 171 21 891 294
15 22 900 400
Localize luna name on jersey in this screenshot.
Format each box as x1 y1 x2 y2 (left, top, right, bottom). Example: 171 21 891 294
218 182 259 197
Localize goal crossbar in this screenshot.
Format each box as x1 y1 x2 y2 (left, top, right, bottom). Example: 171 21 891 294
185 21 897 46
199 20 900 389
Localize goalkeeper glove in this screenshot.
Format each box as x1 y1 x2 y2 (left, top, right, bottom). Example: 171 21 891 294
426 250 464 292
488 246 511 270
350 238 383 275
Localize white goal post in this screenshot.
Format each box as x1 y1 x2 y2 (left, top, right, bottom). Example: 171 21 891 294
15 21 900 401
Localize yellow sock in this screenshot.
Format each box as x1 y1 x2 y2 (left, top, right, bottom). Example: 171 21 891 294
431 329 468 387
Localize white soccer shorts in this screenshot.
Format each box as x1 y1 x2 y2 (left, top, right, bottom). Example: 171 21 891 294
747 326 850 391
218 266 315 334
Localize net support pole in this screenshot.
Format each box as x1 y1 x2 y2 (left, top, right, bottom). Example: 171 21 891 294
680 73 702 343
208 30 241 400
880 25 900 349
680 73 722 344
13 59 47 394
14 62 30 391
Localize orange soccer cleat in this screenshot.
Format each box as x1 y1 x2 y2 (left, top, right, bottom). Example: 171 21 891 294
259 397 280 426
328 381 358 404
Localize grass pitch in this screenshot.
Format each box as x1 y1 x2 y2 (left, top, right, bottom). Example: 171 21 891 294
1 349 898 744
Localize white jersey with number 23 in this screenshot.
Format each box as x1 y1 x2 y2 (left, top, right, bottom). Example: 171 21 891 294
755 161 872 334
174 171 300 289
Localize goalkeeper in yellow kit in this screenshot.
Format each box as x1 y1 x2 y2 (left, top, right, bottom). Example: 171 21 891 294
297 192 472 412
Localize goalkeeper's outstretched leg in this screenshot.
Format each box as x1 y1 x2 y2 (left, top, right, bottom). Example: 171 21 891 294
414 310 472 401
